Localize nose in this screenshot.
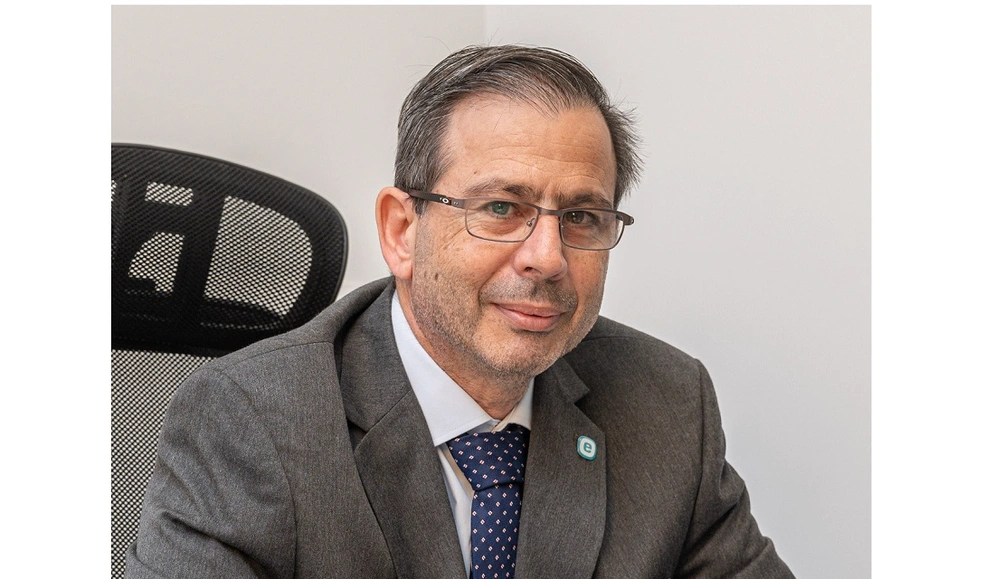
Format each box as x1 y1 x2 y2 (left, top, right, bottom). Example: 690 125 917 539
512 214 568 281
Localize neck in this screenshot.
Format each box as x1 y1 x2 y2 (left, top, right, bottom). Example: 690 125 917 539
418 337 531 420
451 374 529 420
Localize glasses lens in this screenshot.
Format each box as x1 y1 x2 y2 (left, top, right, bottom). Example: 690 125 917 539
560 209 622 250
463 198 626 250
465 199 537 241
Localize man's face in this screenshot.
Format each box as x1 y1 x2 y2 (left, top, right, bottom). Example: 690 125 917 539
402 95 617 386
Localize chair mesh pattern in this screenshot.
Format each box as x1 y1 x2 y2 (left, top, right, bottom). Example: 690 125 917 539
110 144 347 578
111 350 210 579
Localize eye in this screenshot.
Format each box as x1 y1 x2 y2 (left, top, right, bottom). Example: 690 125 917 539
484 200 514 216
563 210 600 226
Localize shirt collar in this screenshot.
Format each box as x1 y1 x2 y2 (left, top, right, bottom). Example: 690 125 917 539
391 291 533 447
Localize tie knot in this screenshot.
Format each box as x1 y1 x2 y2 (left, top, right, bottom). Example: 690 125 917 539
446 428 529 491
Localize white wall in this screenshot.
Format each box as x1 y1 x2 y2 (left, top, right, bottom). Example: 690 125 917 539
113 6 869 578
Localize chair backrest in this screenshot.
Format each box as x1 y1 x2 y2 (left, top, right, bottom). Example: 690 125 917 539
110 144 347 579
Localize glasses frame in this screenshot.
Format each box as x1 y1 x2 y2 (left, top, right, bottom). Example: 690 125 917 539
405 189 634 251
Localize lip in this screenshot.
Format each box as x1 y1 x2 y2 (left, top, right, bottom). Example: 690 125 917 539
493 303 567 332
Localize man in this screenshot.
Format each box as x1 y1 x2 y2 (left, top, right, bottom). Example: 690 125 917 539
127 45 794 578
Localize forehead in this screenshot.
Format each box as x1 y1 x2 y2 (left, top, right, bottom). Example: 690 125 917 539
440 95 617 204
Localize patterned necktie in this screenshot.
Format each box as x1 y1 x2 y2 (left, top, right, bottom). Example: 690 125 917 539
446 427 530 579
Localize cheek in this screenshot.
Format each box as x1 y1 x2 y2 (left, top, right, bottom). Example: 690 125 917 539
422 231 512 289
414 216 467 265
571 254 610 297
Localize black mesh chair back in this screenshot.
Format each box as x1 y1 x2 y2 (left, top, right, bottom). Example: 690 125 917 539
111 144 347 578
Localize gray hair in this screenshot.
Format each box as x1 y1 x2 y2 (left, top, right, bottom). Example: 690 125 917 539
394 45 642 211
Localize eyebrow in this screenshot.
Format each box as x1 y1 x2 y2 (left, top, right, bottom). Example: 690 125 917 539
463 179 536 200
461 179 613 209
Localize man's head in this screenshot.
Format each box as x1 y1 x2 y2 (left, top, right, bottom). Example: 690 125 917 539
394 45 642 210
377 45 642 410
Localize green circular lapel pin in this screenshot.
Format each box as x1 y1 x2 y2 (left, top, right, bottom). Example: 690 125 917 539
577 435 597 460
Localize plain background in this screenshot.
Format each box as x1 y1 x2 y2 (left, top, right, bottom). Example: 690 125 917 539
112 6 870 578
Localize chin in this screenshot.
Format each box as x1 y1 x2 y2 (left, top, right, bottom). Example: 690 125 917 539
476 331 572 377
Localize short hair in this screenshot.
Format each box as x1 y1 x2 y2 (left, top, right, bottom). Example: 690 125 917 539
394 45 642 211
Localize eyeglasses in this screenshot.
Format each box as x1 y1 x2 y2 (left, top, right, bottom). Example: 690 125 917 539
406 189 634 251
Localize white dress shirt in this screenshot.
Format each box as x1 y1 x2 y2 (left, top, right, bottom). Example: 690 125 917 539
391 292 534 576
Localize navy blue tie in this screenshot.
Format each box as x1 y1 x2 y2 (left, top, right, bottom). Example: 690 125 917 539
447 428 529 579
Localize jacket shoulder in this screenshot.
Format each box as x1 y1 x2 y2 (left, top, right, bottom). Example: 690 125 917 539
200 277 393 376
562 316 705 417
571 316 698 370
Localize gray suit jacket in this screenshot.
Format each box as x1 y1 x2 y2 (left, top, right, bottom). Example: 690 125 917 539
127 278 793 578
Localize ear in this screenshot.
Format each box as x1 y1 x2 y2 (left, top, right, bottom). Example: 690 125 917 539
376 186 418 280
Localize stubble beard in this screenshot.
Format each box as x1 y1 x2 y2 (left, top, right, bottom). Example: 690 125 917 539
408 264 602 384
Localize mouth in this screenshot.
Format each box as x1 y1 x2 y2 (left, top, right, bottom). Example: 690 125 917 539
492 303 568 332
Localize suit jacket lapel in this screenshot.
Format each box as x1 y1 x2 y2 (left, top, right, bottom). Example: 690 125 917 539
339 285 466 579
516 359 607 579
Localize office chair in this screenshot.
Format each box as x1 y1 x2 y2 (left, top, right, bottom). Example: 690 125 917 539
111 144 348 578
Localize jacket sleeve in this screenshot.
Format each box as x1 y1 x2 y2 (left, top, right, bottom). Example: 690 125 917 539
675 361 795 578
125 368 296 579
